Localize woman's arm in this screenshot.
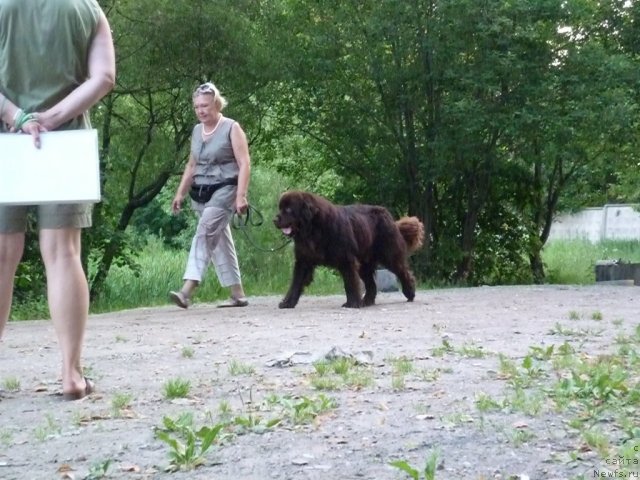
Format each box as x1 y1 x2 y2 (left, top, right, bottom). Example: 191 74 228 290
38 10 116 131
231 122 251 214
172 154 196 214
16 10 115 147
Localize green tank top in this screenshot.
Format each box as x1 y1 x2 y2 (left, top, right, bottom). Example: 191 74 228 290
0 0 101 131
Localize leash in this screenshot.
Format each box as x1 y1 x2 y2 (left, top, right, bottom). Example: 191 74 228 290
232 204 292 253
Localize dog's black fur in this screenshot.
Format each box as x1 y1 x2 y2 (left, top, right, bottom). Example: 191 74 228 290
273 191 424 308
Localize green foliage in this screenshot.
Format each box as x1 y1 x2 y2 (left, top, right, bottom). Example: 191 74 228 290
215 392 338 435
277 394 337 425
86 459 112 480
309 357 374 390
155 416 225 472
553 357 629 404
111 392 133 417
2 377 20 392
390 448 440 480
490 328 640 468
162 378 191 399
9 0 640 316
543 239 640 284
88 167 343 313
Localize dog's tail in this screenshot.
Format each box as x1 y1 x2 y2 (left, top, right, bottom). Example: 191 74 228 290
396 216 425 253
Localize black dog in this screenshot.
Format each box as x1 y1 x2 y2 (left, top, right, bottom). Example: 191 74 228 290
273 191 424 308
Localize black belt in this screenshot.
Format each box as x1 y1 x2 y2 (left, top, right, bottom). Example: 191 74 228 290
189 177 238 203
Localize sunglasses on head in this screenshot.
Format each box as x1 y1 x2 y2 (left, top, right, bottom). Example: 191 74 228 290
195 82 216 95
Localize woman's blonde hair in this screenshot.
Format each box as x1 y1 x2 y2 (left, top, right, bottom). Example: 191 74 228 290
193 82 228 110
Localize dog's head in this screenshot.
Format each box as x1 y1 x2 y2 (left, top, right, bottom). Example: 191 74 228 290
273 191 319 238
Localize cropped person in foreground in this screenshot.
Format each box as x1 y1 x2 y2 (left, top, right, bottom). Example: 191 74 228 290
169 82 251 309
0 0 116 400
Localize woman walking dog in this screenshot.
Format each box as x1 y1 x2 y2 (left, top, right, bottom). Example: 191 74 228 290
169 82 251 309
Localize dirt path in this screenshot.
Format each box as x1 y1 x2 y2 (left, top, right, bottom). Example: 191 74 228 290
0 285 638 480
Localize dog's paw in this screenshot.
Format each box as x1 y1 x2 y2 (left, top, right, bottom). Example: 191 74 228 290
342 301 362 309
279 300 296 309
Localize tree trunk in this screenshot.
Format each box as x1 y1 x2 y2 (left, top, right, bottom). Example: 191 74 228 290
529 251 545 284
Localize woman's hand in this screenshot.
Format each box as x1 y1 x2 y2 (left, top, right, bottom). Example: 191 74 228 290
171 194 184 214
33 110 56 132
236 193 248 214
20 118 47 149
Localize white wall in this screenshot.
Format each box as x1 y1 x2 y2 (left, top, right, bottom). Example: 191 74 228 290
548 204 640 242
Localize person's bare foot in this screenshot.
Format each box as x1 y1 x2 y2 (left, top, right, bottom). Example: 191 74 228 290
62 377 94 401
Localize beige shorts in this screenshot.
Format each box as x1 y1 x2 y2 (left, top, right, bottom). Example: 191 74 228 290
0 204 92 233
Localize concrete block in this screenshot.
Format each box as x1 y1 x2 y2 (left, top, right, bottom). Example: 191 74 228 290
375 268 399 292
595 259 640 285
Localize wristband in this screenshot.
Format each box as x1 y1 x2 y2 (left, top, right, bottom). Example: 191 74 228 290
14 110 37 130
0 95 6 123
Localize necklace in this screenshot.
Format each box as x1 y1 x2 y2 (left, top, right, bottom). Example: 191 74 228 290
202 116 222 136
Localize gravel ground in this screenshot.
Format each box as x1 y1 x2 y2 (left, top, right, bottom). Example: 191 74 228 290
0 284 638 480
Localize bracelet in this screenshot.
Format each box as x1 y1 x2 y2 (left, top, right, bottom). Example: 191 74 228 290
0 95 6 123
13 109 37 131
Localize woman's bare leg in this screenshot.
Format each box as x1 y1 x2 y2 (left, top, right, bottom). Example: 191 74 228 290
39 228 89 395
0 232 25 340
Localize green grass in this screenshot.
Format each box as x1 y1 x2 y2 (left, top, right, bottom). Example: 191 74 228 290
11 210 640 318
33 413 60 442
542 239 640 284
88 167 344 314
86 459 112 480
390 448 440 480
181 347 194 359
163 378 191 400
111 392 133 417
484 324 640 471
2 376 20 392
155 416 225 472
87 234 343 313
227 360 255 376
91 237 640 312
309 358 374 391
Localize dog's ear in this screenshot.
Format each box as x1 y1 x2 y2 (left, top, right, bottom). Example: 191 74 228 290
300 197 318 224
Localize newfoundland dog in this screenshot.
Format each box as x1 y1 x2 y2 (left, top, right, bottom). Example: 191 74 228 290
273 191 425 308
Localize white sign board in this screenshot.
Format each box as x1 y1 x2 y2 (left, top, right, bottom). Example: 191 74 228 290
0 129 101 205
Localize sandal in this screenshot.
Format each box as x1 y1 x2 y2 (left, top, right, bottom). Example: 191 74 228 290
217 296 249 308
169 290 191 309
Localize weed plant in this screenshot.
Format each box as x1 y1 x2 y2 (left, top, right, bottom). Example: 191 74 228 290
163 378 191 399
227 359 255 376
155 415 225 472
181 347 194 359
484 324 640 470
232 393 337 433
2 377 20 392
34 413 60 442
111 392 133 417
390 448 440 480
0 429 12 446
86 460 112 480
310 358 374 391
